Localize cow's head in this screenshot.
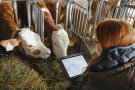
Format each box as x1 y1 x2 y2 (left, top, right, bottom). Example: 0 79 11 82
18 28 51 58
52 29 69 58
0 28 51 59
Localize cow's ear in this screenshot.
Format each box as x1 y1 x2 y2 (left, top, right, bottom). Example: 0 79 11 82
0 38 20 51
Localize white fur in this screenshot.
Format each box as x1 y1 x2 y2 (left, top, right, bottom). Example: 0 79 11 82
18 28 51 59
52 29 69 58
41 8 51 16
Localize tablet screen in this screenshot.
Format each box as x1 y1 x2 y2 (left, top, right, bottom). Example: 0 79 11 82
62 55 88 78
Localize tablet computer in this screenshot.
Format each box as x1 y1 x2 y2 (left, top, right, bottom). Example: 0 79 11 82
58 53 88 80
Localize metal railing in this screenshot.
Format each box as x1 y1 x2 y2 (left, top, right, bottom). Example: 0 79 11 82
0 0 59 43
26 0 44 43
65 0 92 41
26 0 59 43
55 0 59 26
90 0 135 45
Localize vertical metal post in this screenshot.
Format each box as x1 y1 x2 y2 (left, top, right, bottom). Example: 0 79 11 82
83 0 93 40
26 0 32 28
12 0 18 25
65 0 70 31
55 0 59 26
65 0 74 31
41 12 44 43
69 4 74 37
90 0 102 45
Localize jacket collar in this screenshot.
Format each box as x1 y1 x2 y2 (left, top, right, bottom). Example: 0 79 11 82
89 59 135 78
89 43 135 72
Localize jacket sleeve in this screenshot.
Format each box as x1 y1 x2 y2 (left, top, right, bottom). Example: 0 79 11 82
85 78 98 90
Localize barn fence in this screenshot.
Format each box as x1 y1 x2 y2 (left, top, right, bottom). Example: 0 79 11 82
65 0 135 46
65 0 92 40
26 1 45 43
0 0 60 43
90 0 135 45
2 0 134 58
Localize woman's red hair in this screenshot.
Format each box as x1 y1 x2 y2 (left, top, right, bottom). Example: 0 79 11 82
96 19 135 50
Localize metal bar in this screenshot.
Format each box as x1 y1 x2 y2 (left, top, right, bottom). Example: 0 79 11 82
80 11 85 38
74 6 80 36
55 0 59 26
97 0 104 24
78 8 83 37
38 8 41 35
90 0 102 45
31 2 45 43
129 8 134 24
26 1 32 28
41 11 44 43
119 7 124 19
70 3 74 37
32 4 37 32
72 4 77 37
65 0 70 31
72 2 87 11
83 0 93 40
12 0 18 25
111 5 118 18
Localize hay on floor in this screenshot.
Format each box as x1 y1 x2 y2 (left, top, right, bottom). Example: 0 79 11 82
0 55 47 89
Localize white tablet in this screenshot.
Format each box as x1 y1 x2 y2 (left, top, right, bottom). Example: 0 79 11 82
58 53 88 80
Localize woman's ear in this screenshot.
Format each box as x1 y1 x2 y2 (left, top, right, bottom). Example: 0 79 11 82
95 43 102 56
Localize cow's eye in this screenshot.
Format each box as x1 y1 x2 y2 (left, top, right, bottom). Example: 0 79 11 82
27 45 35 50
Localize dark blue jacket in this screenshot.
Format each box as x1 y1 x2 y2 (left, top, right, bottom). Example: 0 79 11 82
86 43 135 90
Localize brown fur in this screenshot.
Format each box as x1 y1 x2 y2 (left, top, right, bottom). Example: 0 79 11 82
45 0 61 23
0 1 18 40
36 1 59 41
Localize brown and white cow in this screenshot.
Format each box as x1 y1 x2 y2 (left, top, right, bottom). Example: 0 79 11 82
0 1 51 59
17 1 69 58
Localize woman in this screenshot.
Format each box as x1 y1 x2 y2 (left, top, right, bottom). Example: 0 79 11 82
86 19 135 90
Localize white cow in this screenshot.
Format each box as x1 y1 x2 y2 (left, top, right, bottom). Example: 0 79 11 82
52 29 70 58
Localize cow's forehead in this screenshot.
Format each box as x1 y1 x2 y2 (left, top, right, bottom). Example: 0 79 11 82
52 29 69 44
19 28 41 45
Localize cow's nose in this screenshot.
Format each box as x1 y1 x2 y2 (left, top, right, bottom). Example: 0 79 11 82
44 49 51 56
